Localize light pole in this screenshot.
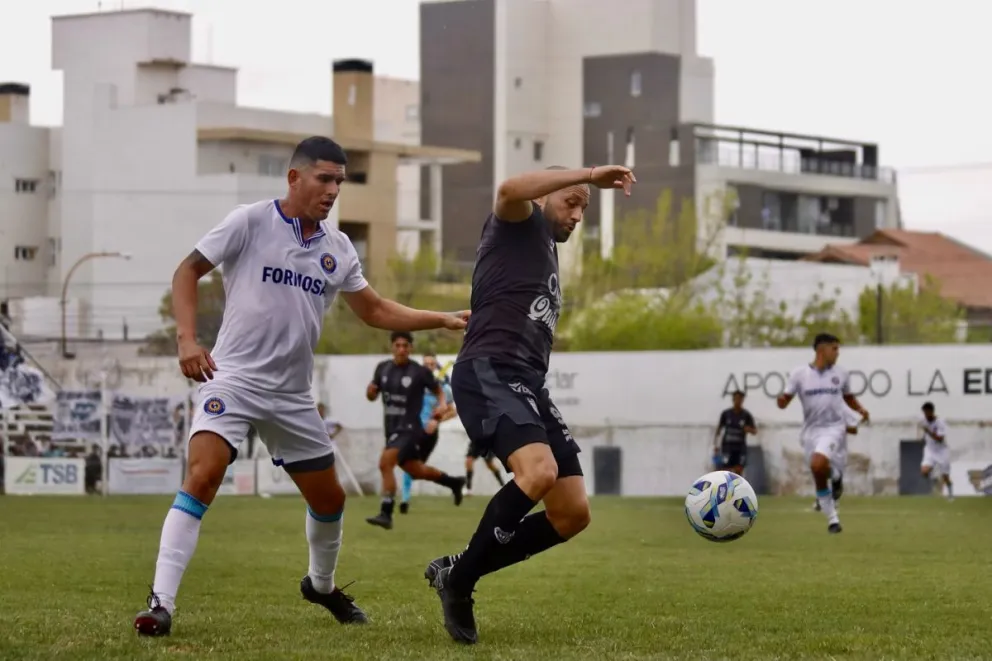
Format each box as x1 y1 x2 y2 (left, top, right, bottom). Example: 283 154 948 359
60 251 132 358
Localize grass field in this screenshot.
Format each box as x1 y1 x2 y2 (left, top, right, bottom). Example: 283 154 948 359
1 493 991 661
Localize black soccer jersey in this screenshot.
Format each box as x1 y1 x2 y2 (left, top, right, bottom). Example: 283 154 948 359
457 205 560 376
718 408 755 447
372 359 438 436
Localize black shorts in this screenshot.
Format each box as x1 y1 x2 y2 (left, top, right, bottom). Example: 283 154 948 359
720 445 747 469
418 430 439 462
466 441 495 461
451 357 582 476
385 429 425 465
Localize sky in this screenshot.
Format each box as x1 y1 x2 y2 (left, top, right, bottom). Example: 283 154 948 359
1 0 990 251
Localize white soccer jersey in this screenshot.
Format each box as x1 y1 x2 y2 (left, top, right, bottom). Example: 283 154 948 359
920 416 949 453
195 199 367 393
784 364 851 434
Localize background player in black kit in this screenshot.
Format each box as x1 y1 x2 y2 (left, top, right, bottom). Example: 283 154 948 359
365 332 465 530
423 164 635 644
713 390 757 475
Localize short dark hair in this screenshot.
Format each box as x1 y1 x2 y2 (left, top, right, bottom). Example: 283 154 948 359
390 331 413 345
922 402 935 413
423 351 437 358
290 136 347 169
813 333 840 349
732 390 745 398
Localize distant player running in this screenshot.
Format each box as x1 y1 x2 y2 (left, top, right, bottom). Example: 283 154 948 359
424 164 635 644
399 352 458 514
132 136 468 637
778 333 869 534
919 401 953 500
366 333 465 530
464 437 506 495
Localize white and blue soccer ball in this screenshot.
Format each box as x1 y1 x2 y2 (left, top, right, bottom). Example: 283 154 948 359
684 470 759 542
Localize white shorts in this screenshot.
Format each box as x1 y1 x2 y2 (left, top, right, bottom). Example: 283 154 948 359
802 429 847 472
921 446 950 476
188 381 332 470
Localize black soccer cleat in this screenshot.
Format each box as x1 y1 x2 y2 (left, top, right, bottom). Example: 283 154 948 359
451 478 466 507
425 565 477 645
134 589 172 637
423 553 461 584
828 522 843 534
831 477 844 502
399 502 410 515
365 513 393 530
300 576 369 624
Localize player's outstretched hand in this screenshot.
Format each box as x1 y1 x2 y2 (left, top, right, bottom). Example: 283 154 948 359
443 310 471 331
178 338 217 382
589 165 636 196
860 408 871 425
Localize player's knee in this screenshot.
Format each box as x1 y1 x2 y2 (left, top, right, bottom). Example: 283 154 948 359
810 453 830 476
183 433 232 501
378 452 397 473
549 500 591 539
515 458 557 497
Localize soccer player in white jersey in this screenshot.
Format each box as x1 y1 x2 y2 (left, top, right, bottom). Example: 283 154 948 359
133 136 469 637
778 333 869 534
919 401 953 500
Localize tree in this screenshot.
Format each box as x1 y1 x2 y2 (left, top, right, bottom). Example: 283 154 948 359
142 271 226 356
710 255 858 348
858 275 964 344
315 248 470 355
559 190 726 350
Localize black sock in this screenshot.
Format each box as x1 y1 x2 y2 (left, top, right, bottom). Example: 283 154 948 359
490 466 505 486
380 496 395 517
466 469 474 490
476 511 566 577
448 480 536 593
433 473 462 490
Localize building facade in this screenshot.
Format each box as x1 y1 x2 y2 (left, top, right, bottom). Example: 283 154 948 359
0 8 477 344
419 0 900 277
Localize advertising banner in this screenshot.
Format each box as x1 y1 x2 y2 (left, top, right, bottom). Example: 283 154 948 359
5 457 85 495
107 458 183 495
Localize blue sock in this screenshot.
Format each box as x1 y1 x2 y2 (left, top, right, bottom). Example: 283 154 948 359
171 490 208 520
401 471 413 503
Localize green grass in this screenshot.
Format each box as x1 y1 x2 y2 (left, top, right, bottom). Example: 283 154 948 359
1 494 991 661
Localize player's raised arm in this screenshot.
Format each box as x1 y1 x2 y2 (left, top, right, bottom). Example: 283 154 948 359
494 165 636 222
342 286 469 332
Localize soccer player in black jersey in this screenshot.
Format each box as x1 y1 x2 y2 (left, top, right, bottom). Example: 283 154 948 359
423 164 635 644
366 331 465 530
713 390 757 475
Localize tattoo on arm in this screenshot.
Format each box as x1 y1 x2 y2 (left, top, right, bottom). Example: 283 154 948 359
182 249 217 278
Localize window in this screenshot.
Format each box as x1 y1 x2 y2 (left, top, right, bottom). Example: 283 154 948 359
630 70 642 97
405 104 419 121
668 128 680 167
533 140 544 162
15 178 38 193
347 84 357 106
583 102 602 118
14 246 38 261
258 155 286 177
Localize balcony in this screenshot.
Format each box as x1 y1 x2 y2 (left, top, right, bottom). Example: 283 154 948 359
692 123 896 184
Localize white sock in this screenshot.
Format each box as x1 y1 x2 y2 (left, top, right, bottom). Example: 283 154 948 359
306 507 344 594
152 491 207 614
816 488 839 525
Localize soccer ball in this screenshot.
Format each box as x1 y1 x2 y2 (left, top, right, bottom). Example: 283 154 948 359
684 470 759 542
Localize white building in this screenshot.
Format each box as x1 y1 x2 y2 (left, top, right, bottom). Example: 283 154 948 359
0 8 476 346
419 0 901 277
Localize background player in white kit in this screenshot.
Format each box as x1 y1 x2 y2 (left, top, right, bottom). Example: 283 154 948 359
133 136 468 637
919 401 953 500
778 333 869 533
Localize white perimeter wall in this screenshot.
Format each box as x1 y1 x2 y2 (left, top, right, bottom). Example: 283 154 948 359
49 345 992 497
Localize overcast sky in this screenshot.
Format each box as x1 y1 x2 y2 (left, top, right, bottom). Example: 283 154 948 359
2 0 990 251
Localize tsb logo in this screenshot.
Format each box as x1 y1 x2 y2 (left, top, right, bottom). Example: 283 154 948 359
16 462 79 485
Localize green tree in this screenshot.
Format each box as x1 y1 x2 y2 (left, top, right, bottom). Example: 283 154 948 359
559 189 727 350
315 248 470 355
858 275 964 344
711 255 858 348
141 271 226 356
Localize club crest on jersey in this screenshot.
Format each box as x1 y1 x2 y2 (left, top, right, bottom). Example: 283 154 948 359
401 376 412 388
831 376 840 385
203 397 226 416
320 253 338 275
